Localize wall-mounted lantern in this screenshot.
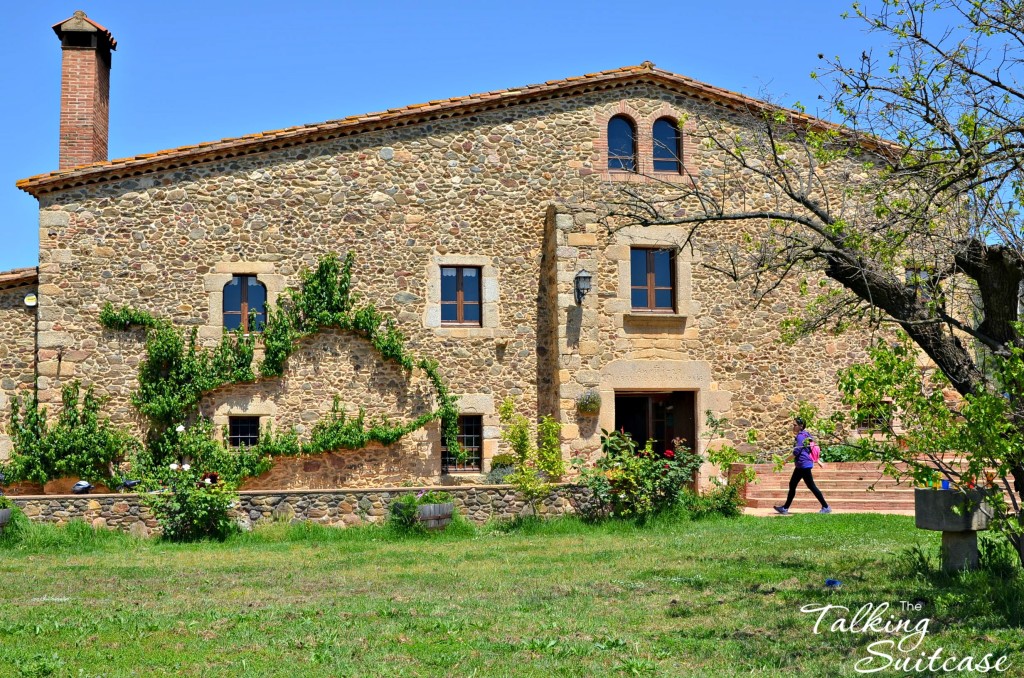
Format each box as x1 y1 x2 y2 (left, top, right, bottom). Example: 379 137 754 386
574 269 593 305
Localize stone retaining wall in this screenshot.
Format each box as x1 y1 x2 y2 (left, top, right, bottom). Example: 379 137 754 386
10 484 592 536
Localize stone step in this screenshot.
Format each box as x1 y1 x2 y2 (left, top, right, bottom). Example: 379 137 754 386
746 488 912 500
752 478 907 489
744 496 915 510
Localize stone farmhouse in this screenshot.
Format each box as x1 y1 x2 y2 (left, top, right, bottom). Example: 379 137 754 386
0 11 874 489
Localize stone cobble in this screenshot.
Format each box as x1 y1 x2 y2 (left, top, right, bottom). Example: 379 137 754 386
21 81 882 485
12 485 593 536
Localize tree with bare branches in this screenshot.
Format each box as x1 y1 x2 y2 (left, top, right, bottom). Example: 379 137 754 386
597 0 1024 559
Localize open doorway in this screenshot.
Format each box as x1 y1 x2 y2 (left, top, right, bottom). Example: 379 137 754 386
614 391 696 454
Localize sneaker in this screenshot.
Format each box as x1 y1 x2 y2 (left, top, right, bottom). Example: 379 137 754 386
819 507 832 514
773 506 789 515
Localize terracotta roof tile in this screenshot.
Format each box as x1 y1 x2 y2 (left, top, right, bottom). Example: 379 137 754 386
16 63 890 196
52 11 117 50
0 266 38 289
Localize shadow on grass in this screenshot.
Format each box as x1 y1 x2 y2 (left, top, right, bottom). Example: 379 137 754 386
889 533 1024 629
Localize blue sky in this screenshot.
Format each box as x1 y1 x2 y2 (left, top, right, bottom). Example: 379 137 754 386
0 1 882 272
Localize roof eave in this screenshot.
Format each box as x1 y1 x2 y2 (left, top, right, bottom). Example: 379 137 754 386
15 67 895 198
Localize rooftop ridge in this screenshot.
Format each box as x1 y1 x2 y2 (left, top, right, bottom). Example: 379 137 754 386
16 64 884 197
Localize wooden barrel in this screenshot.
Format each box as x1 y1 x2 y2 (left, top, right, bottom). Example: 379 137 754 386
417 502 454 531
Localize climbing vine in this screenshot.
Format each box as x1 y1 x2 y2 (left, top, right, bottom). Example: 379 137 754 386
3 382 139 485
100 251 462 478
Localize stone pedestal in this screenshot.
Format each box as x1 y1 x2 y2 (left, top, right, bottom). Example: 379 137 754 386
915 488 992 572
941 530 979 571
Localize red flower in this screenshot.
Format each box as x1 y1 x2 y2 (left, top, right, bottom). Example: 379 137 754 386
664 450 675 459
664 463 670 469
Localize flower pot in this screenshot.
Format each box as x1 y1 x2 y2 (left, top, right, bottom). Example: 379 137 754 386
914 488 992 532
0 508 12 533
417 502 454 531
44 477 111 495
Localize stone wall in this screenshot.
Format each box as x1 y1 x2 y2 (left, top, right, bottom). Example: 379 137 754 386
11 485 591 535
30 80 880 486
0 283 37 460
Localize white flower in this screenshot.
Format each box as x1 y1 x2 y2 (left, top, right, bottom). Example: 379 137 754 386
175 425 185 433
204 478 212 485
181 464 191 472
169 463 180 471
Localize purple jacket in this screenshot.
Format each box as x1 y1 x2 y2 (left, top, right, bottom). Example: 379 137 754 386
794 430 814 469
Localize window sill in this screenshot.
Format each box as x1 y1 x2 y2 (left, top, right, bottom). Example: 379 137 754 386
625 311 687 320
622 311 689 335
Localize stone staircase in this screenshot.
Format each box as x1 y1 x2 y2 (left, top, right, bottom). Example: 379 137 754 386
736 462 916 512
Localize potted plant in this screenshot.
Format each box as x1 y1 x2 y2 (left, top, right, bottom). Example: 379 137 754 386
576 390 602 416
416 490 455 531
0 496 16 533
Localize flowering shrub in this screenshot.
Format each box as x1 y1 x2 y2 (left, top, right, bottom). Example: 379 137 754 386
142 464 238 542
573 430 703 519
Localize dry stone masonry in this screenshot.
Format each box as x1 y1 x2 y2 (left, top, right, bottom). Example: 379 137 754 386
7 16 879 489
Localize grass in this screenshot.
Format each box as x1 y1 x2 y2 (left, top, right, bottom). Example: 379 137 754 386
0 512 1022 677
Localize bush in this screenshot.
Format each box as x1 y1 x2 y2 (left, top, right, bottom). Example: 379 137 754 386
0 496 28 546
819 444 879 463
142 466 238 542
679 485 744 520
3 382 138 485
386 490 456 535
498 399 557 515
573 430 701 519
486 453 516 484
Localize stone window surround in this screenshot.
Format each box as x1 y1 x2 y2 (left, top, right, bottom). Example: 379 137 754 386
613 225 701 321
423 255 500 338
210 393 277 444
595 359 733 481
594 102 697 182
443 393 500 474
201 262 287 342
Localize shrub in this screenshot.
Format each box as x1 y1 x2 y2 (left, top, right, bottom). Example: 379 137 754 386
536 415 565 481
819 444 879 463
573 430 700 519
498 399 557 515
3 382 138 485
387 490 456 535
142 466 238 542
0 496 28 546
679 484 744 519
487 453 517 484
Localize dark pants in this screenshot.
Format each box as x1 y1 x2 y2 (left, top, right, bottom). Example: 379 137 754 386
784 467 828 509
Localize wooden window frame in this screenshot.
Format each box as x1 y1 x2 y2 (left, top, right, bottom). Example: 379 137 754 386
442 415 483 473
630 247 676 313
440 266 483 327
223 274 267 333
227 415 261 448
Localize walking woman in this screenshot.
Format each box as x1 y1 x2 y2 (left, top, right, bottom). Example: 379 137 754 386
774 418 831 514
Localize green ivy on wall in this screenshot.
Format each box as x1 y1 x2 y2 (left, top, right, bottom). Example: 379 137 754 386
101 251 462 478
3 381 140 485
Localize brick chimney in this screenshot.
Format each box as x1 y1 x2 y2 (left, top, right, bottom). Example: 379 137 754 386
52 11 117 170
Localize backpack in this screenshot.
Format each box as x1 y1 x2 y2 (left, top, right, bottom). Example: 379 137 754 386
808 437 822 464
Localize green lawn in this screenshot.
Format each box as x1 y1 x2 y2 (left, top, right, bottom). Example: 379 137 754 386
0 514 1021 677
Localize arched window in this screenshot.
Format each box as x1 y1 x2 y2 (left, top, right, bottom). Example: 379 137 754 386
607 115 637 171
223 275 267 332
653 118 682 173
